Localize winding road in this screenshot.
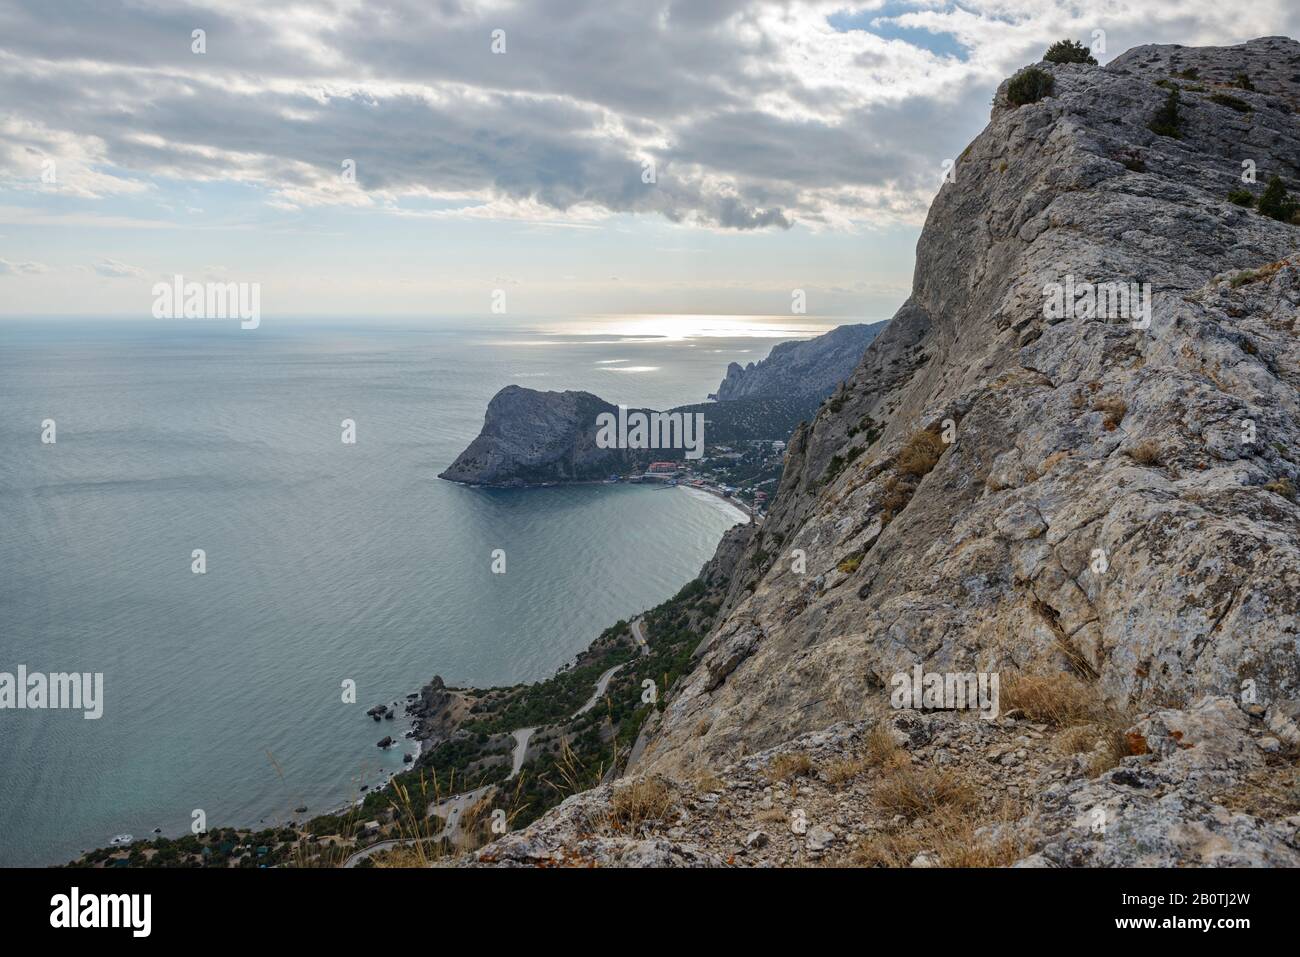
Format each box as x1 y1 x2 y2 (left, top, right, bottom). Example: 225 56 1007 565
342 619 654 866
508 727 534 779
630 616 650 657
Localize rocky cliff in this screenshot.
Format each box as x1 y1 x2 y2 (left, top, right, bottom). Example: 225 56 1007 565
712 322 886 401
462 37 1300 867
438 386 638 485
441 386 819 485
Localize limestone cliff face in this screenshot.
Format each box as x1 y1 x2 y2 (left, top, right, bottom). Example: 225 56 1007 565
712 322 886 401
639 36 1300 776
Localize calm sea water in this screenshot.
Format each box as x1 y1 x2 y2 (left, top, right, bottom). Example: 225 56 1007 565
0 316 824 866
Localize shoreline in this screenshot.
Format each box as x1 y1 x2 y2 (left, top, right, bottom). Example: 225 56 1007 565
675 483 752 523
445 474 759 524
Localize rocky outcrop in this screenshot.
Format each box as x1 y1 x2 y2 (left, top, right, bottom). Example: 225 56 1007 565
465 37 1300 868
440 386 819 486
438 386 639 486
712 322 886 401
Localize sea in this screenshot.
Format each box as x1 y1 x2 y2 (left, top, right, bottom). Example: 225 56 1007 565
0 314 834 866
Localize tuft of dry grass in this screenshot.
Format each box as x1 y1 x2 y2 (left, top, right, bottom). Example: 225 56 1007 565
1092 396 1128 430
1003 672 1139 779
1039 450 1071 474
1265 477 1297 502
692 769 723 793
824 724 905 786
873 765 977 821
897 430 946 478
1053 724 1100 754
1128 439 1163 466
767 752 813 782
1001 672 1113 727
609 777 674 829
852 798 1027 867
823 756 868 786
837 555 862 574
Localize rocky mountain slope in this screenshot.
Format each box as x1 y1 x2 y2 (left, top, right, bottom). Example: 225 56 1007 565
440 386 816 485
712 322 885 400
460 37 1300 867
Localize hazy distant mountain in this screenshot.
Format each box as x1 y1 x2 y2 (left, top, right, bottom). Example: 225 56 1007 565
711 322 886 401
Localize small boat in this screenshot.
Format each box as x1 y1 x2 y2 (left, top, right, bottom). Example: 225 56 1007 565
109 833 133 846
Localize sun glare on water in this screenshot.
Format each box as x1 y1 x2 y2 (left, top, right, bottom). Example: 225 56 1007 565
543 314 837 340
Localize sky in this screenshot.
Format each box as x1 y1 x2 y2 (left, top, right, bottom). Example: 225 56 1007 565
1 0 1298 321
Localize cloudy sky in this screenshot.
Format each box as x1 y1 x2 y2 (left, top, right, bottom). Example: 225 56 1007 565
1 0 1297 319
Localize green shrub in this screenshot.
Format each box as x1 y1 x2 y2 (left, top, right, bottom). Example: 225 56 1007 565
1172 67 1199 80
1148 88 1182 138
1227 188 1255 207
1209 92 1251 113
1233 73 1256 91
1257 175 1298 223
1043 40 1097 65
1006 68 1055 106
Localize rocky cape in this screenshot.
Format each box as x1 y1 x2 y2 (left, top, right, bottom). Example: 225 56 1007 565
712 321 886 400
454 37 1300 867
439 386 818 486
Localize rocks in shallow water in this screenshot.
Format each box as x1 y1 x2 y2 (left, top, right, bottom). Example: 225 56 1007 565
376 736 394 749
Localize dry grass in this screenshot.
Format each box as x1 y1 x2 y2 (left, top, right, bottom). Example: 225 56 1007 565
1001 672 1113 727
1216 761 1300 820
837 555 862 574
874 764 978 821
1039 450 1071 474
1004 672 1138 779
1053 724 1101 754
767 752 813 782
879 475 912 524
1265 477 1297 502
1128 439 1163 466
1092 396 1128 430
852 798 1028 868
897 429 946 478
609 777 674 829
692 769 723 793
823 756 869 786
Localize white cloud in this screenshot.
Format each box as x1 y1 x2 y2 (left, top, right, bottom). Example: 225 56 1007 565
0 257 48 275
91 258 146 278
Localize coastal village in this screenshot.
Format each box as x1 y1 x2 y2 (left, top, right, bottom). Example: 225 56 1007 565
615 437 788 521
